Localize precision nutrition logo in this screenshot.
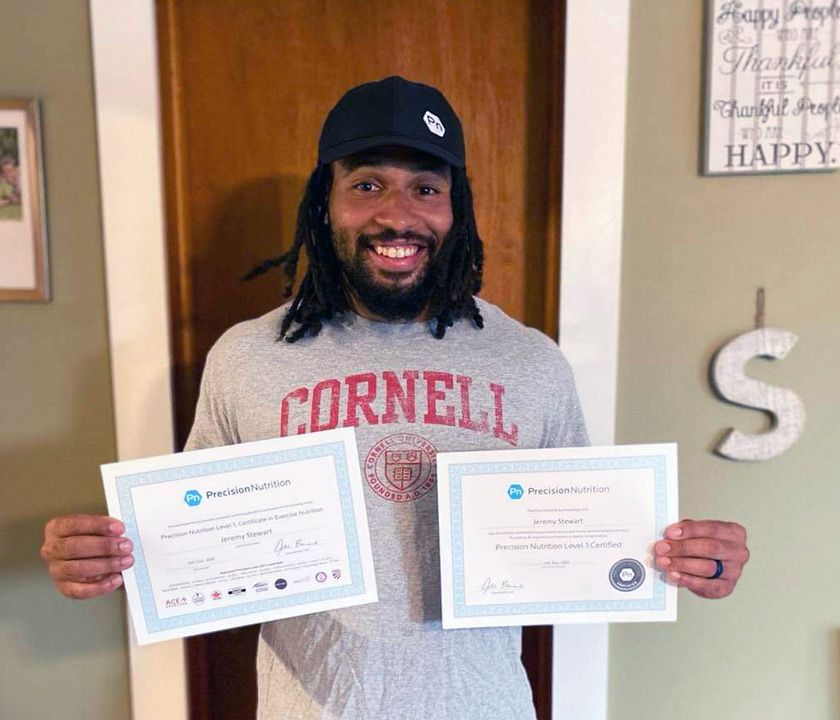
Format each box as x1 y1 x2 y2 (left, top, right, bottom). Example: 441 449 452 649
205 479 290 499
184 480 291 508
423 110 445 137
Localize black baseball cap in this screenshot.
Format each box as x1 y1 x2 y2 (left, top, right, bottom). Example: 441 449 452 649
318 76 466 168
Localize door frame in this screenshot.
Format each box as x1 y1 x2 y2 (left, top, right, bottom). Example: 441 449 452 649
89 2 629 718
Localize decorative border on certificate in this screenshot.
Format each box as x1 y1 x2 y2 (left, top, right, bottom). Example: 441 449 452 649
116 441 366 633
447 455 668 618
437 443 678 628
102 427 378 644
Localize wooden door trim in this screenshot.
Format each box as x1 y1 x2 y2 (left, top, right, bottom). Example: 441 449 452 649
91 1 629 719
88 2 188 720
157 0 201 450
540 0 566 343
554 1 633 718
156 5 218 720
521 3 567 719
154 2 572 720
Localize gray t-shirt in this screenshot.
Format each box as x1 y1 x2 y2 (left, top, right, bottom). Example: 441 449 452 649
187 298 588 720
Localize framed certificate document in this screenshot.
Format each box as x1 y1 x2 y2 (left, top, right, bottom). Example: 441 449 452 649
437 443 678 629
101 428 377 644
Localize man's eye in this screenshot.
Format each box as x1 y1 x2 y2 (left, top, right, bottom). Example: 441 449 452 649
418 186 439 196
354 182 377 192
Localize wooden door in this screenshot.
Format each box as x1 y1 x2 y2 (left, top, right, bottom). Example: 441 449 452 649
156 1 565 718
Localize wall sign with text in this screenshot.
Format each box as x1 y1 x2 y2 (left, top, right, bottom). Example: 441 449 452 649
704 0 840 175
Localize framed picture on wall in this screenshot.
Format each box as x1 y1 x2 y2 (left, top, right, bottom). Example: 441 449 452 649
703 0 840 175
0 98 49 301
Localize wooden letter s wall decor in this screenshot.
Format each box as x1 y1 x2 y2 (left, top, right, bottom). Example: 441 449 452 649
711 328 806 461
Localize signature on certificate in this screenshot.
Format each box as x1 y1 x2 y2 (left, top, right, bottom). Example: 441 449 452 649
274 537 319 555
480 577 525 594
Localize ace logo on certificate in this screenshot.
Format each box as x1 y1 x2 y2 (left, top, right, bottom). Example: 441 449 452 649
436 443 678 628
101 428 377 644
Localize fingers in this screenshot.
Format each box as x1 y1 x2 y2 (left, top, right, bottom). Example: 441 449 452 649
663 571 736 600
59 574 124 601
654 537 744 561
656 519 749 564
46 535 133 562
46 514 124 540
664 519 747 543
655 518 750 601
655 555 741 582
42 514 129 563
655 537 750 567
49 554 135 583
41 514 133 601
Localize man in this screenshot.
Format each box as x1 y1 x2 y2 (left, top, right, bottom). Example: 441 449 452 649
41 77 750 719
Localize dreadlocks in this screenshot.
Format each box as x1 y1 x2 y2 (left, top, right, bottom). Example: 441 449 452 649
242 160 485 342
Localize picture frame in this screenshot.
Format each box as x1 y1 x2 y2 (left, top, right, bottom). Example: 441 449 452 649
0 98 49 301
703 0 840 176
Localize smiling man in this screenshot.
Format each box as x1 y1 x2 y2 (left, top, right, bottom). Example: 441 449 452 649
41 77 750 720
327 146 453 322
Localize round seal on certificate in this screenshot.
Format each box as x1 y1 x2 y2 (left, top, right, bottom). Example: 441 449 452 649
609 558 646 592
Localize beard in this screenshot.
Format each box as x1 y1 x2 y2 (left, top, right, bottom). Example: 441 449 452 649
333 229 439 321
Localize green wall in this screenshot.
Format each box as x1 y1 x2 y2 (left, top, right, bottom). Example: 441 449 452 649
610 2 840 719
0 1 130 717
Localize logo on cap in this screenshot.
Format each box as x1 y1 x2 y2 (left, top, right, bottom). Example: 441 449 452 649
423 111 445 138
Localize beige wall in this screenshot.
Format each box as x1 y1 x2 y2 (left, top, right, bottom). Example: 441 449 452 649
610 2 840 719
0 1 130 717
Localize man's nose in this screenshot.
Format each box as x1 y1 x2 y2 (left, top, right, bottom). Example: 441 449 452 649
373 190 418 231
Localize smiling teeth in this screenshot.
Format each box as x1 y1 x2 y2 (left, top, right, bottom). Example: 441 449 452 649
374 245 418 259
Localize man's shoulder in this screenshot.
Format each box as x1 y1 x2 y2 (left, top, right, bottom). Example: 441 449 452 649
474 299 561 351
472 298 576 377
206 304 290 363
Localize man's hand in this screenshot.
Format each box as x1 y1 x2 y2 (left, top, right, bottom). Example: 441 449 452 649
654 519 749 599
40 514 134 600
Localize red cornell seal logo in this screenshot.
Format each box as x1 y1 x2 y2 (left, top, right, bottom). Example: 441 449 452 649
365 433 437 502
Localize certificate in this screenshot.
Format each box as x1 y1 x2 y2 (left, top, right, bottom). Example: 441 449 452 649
437 443 678 629
101 428 377 644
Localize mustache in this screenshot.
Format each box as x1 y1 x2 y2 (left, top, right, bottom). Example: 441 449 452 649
358 229 435 247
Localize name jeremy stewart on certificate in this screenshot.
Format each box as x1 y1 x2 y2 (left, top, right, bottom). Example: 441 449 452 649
101 429 378 644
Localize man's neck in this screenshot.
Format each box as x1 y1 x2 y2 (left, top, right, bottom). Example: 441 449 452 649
343 285 429 323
